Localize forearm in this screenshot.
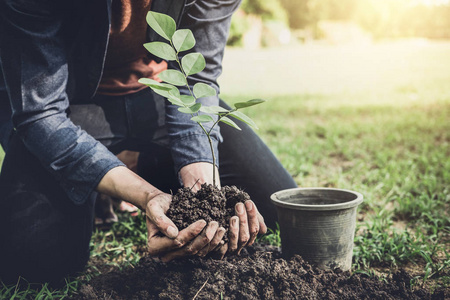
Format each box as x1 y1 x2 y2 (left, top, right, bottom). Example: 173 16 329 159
0 0 122 204
97 166 166 211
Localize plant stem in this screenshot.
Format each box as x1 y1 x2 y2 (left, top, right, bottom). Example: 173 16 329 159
173 47 219 187
198 122 217 187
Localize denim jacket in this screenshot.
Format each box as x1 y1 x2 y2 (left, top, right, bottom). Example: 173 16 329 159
0 0 240 204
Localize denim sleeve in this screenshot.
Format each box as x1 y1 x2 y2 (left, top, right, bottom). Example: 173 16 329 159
165 0 242 173
0 0 124 204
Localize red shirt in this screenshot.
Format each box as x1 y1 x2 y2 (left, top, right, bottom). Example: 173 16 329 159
97 0 167 96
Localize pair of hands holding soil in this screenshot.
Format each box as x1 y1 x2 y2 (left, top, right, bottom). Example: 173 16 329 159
146 162 267 261
97 162 267 262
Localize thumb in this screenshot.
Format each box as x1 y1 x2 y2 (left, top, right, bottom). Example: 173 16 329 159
146 200 179 239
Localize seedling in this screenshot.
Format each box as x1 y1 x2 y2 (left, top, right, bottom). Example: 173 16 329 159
139 11 264 186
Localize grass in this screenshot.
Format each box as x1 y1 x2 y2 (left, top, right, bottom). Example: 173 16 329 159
1 40 449 297
226 90 449 284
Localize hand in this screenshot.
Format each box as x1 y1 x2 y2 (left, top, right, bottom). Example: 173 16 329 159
216 200 268 257
146 192 226 261
179 162 220 191
96 166 225 260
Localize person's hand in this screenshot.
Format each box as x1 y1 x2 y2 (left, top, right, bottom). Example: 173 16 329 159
179 162 220 191
179 162 268 257
97 165 226 261
145 192 226 261
215 200 268 258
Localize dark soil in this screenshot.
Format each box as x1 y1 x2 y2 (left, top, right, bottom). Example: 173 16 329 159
72 185 447 299
165 184 250 241
72 244 447 300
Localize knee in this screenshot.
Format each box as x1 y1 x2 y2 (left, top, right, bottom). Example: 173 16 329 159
0 191 90 283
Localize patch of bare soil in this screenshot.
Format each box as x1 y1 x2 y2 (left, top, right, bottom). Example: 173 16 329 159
72 185 447 299
72 244 447 300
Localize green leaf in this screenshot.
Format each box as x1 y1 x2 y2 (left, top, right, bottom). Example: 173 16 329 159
167 87 181 102
178 103 201 114
229 111 259 130
200 105 229 115
181 53 205 75
181 95 196 106
220 116 241 130
234 99 266 109
172 29 195 52
193 83 216 99
167 99 184 106
144 42 177 61
138 78 172 91
141 79 182 106
191 115 214 123
159 70 186 86
146 11 176 40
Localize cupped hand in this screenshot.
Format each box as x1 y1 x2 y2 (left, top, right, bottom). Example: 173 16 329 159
216 200 268 257
145 193 226 261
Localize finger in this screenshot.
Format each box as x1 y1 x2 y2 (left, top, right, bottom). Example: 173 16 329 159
194 221 219 257
198 225 225 257
251 203 267 235
235 202 250 254
161 221 217 262
228 216 239 254
257 212 267 235
244 200 260 246
147 219 206 256
218 243 228 259
213 240 225 252
146 199 178 239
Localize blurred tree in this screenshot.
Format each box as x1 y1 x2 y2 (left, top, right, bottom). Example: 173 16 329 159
278 0 312 29
279 0 450 39
227 0 288 46
241 0 288 22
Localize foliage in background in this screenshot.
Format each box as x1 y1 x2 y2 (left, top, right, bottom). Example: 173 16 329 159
279 0 450 39
227 12 251 47
227 0 288 47
228 0 450 44
240 0 287 22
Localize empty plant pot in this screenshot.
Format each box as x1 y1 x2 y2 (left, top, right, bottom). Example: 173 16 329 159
270 188 363 271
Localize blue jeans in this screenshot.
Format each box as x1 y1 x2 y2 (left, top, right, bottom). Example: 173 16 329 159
0 88 296 283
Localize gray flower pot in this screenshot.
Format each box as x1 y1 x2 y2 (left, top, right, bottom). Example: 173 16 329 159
270 188 363 271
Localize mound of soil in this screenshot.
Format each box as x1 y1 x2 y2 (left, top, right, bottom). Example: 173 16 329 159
73 244 446 299
166 184 250 241
73 185 447 299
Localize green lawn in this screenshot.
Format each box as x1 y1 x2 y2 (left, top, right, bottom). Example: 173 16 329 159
1 40 449 297
220 40 450 288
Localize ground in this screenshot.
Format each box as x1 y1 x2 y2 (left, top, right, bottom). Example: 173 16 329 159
0 40 449 298
72 244 446 299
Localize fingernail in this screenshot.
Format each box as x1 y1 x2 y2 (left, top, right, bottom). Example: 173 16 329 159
245 201 253 211
231 217 238 226
167 226 178 238
236 203 244 214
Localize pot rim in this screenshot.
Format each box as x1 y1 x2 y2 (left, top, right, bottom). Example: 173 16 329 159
270 187 364 211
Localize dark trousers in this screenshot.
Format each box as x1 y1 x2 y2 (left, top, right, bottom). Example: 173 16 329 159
0 89 296 283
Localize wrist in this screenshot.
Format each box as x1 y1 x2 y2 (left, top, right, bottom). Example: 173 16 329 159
179 162 221 191
97 166 165 212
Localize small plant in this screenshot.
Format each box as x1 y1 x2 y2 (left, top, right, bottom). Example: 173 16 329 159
139 11 264 186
